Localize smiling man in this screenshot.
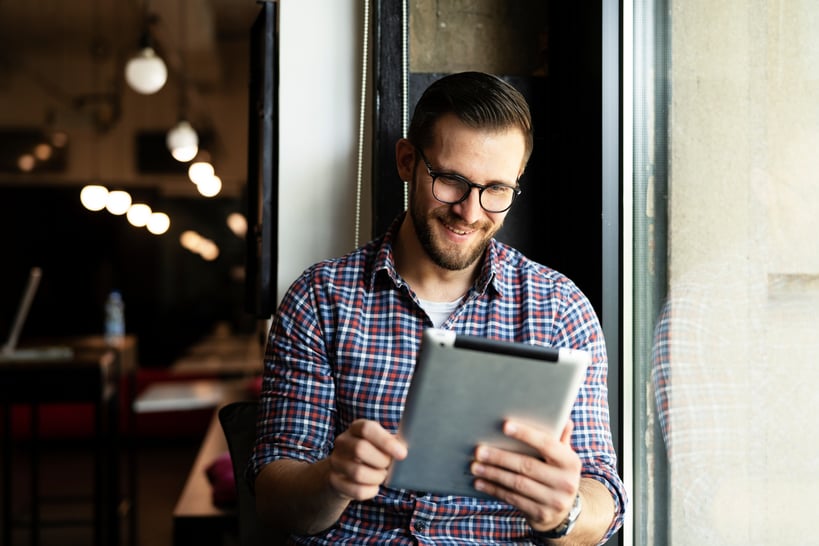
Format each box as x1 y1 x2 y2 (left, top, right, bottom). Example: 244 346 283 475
250 72 627 545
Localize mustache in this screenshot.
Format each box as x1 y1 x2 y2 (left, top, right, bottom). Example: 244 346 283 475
437 210 487 231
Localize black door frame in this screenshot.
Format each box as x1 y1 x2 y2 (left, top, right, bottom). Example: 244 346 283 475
372 4 624 544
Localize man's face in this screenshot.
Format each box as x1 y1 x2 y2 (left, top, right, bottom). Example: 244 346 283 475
408 115 527 271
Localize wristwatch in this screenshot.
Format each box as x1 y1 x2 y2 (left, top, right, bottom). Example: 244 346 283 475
539 493 582 539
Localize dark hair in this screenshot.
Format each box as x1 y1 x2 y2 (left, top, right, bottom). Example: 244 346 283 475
407 72 533 163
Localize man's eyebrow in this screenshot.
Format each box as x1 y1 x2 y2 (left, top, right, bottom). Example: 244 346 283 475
432 167 518 187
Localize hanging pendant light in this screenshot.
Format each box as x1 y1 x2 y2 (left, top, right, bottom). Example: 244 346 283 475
105 190 133 215
197 174 222 197
126 203 153 227
165 0 198 163
125 42 167 95
125 6 167 95
188 151 214 184
80 185 109 211
147 212 171 235
166 120 199 162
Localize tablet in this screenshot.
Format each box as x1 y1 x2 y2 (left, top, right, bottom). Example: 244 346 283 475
386 328 590 498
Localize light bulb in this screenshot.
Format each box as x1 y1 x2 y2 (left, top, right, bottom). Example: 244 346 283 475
166 120 199 162
50 130 69 148
17 153 35 172
147 212 170 235
226 212 247 238
80 185 109 211
188 160 214 185
180 230 202 251
172 145 198 162
198 240 220 261
106 190 132 215
33 143 53 161
125 47 168 95
197 175 222 197
126 203 152 227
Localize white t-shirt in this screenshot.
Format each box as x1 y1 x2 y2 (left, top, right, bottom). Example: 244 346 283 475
417 297 462 329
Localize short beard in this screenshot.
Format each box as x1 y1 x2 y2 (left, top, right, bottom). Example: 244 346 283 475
409 182 496 271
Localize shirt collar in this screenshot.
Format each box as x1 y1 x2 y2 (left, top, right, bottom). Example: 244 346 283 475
367 213 405 291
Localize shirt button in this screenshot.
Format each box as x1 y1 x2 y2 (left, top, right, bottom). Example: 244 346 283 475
414 520 428 532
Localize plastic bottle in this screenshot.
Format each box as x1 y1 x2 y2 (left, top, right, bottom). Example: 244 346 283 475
104 290 126 344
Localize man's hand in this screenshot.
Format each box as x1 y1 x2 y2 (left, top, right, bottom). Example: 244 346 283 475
255 419 407 535
327 419 408 501
470 420 581 533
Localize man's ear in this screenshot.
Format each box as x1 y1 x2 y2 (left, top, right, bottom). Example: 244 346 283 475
395 138 416 182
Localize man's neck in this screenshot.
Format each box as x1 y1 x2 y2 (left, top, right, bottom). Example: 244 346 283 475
393 216 479 302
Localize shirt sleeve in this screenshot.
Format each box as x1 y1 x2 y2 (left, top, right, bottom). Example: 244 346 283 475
247 269 336 487
558 279 628 543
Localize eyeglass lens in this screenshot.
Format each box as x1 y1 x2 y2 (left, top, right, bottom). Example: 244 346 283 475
432 176 516 213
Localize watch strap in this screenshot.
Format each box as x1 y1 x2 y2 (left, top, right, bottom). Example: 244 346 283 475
537 492 582 539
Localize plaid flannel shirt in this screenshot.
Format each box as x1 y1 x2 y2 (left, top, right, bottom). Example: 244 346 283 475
249 215 627 545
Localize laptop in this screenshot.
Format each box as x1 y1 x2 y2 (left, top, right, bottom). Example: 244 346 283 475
0 267 73 361
386 328 590 498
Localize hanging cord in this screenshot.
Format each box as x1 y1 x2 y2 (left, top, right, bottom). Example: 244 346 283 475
91 0 102 173
401 0 409 209
353 0 370 248
177 0 188 120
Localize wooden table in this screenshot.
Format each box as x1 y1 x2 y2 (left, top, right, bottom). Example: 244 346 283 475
147 378 255 546
172 408 236 545
0 337 136 546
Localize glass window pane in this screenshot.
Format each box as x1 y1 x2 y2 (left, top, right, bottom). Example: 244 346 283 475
635 1 819 544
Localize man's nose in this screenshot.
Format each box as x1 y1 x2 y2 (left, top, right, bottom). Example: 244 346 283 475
451 187 484 224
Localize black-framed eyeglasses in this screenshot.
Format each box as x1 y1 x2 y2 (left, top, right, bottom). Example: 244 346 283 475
416 148 522 213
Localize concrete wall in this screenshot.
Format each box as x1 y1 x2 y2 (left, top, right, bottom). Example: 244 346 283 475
410 0 548 75
662 1 819 543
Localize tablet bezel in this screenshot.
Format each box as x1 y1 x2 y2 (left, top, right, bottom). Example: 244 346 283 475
386 328 590 498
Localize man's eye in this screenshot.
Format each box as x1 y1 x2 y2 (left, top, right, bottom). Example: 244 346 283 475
485 185 512 195
437 175 467 187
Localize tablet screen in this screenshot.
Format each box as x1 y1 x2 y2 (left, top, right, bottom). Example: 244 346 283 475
386 328 589 498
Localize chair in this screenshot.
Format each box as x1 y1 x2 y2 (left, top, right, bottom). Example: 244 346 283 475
218 401 288 546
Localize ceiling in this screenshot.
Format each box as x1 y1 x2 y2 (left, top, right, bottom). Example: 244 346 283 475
0 0 260 87
0 0 263 196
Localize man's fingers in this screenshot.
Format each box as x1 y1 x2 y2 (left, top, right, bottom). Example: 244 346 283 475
350 419 408 460
501 420 578 470
560 419 574 444
327 419 409 502
327 468 383 501
472 448 560 500
332 420 406 480
330 454 390 485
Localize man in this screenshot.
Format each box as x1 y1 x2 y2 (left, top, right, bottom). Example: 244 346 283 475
249 72 627 544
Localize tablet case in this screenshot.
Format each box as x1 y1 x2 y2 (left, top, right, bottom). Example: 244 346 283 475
386 328 590 498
